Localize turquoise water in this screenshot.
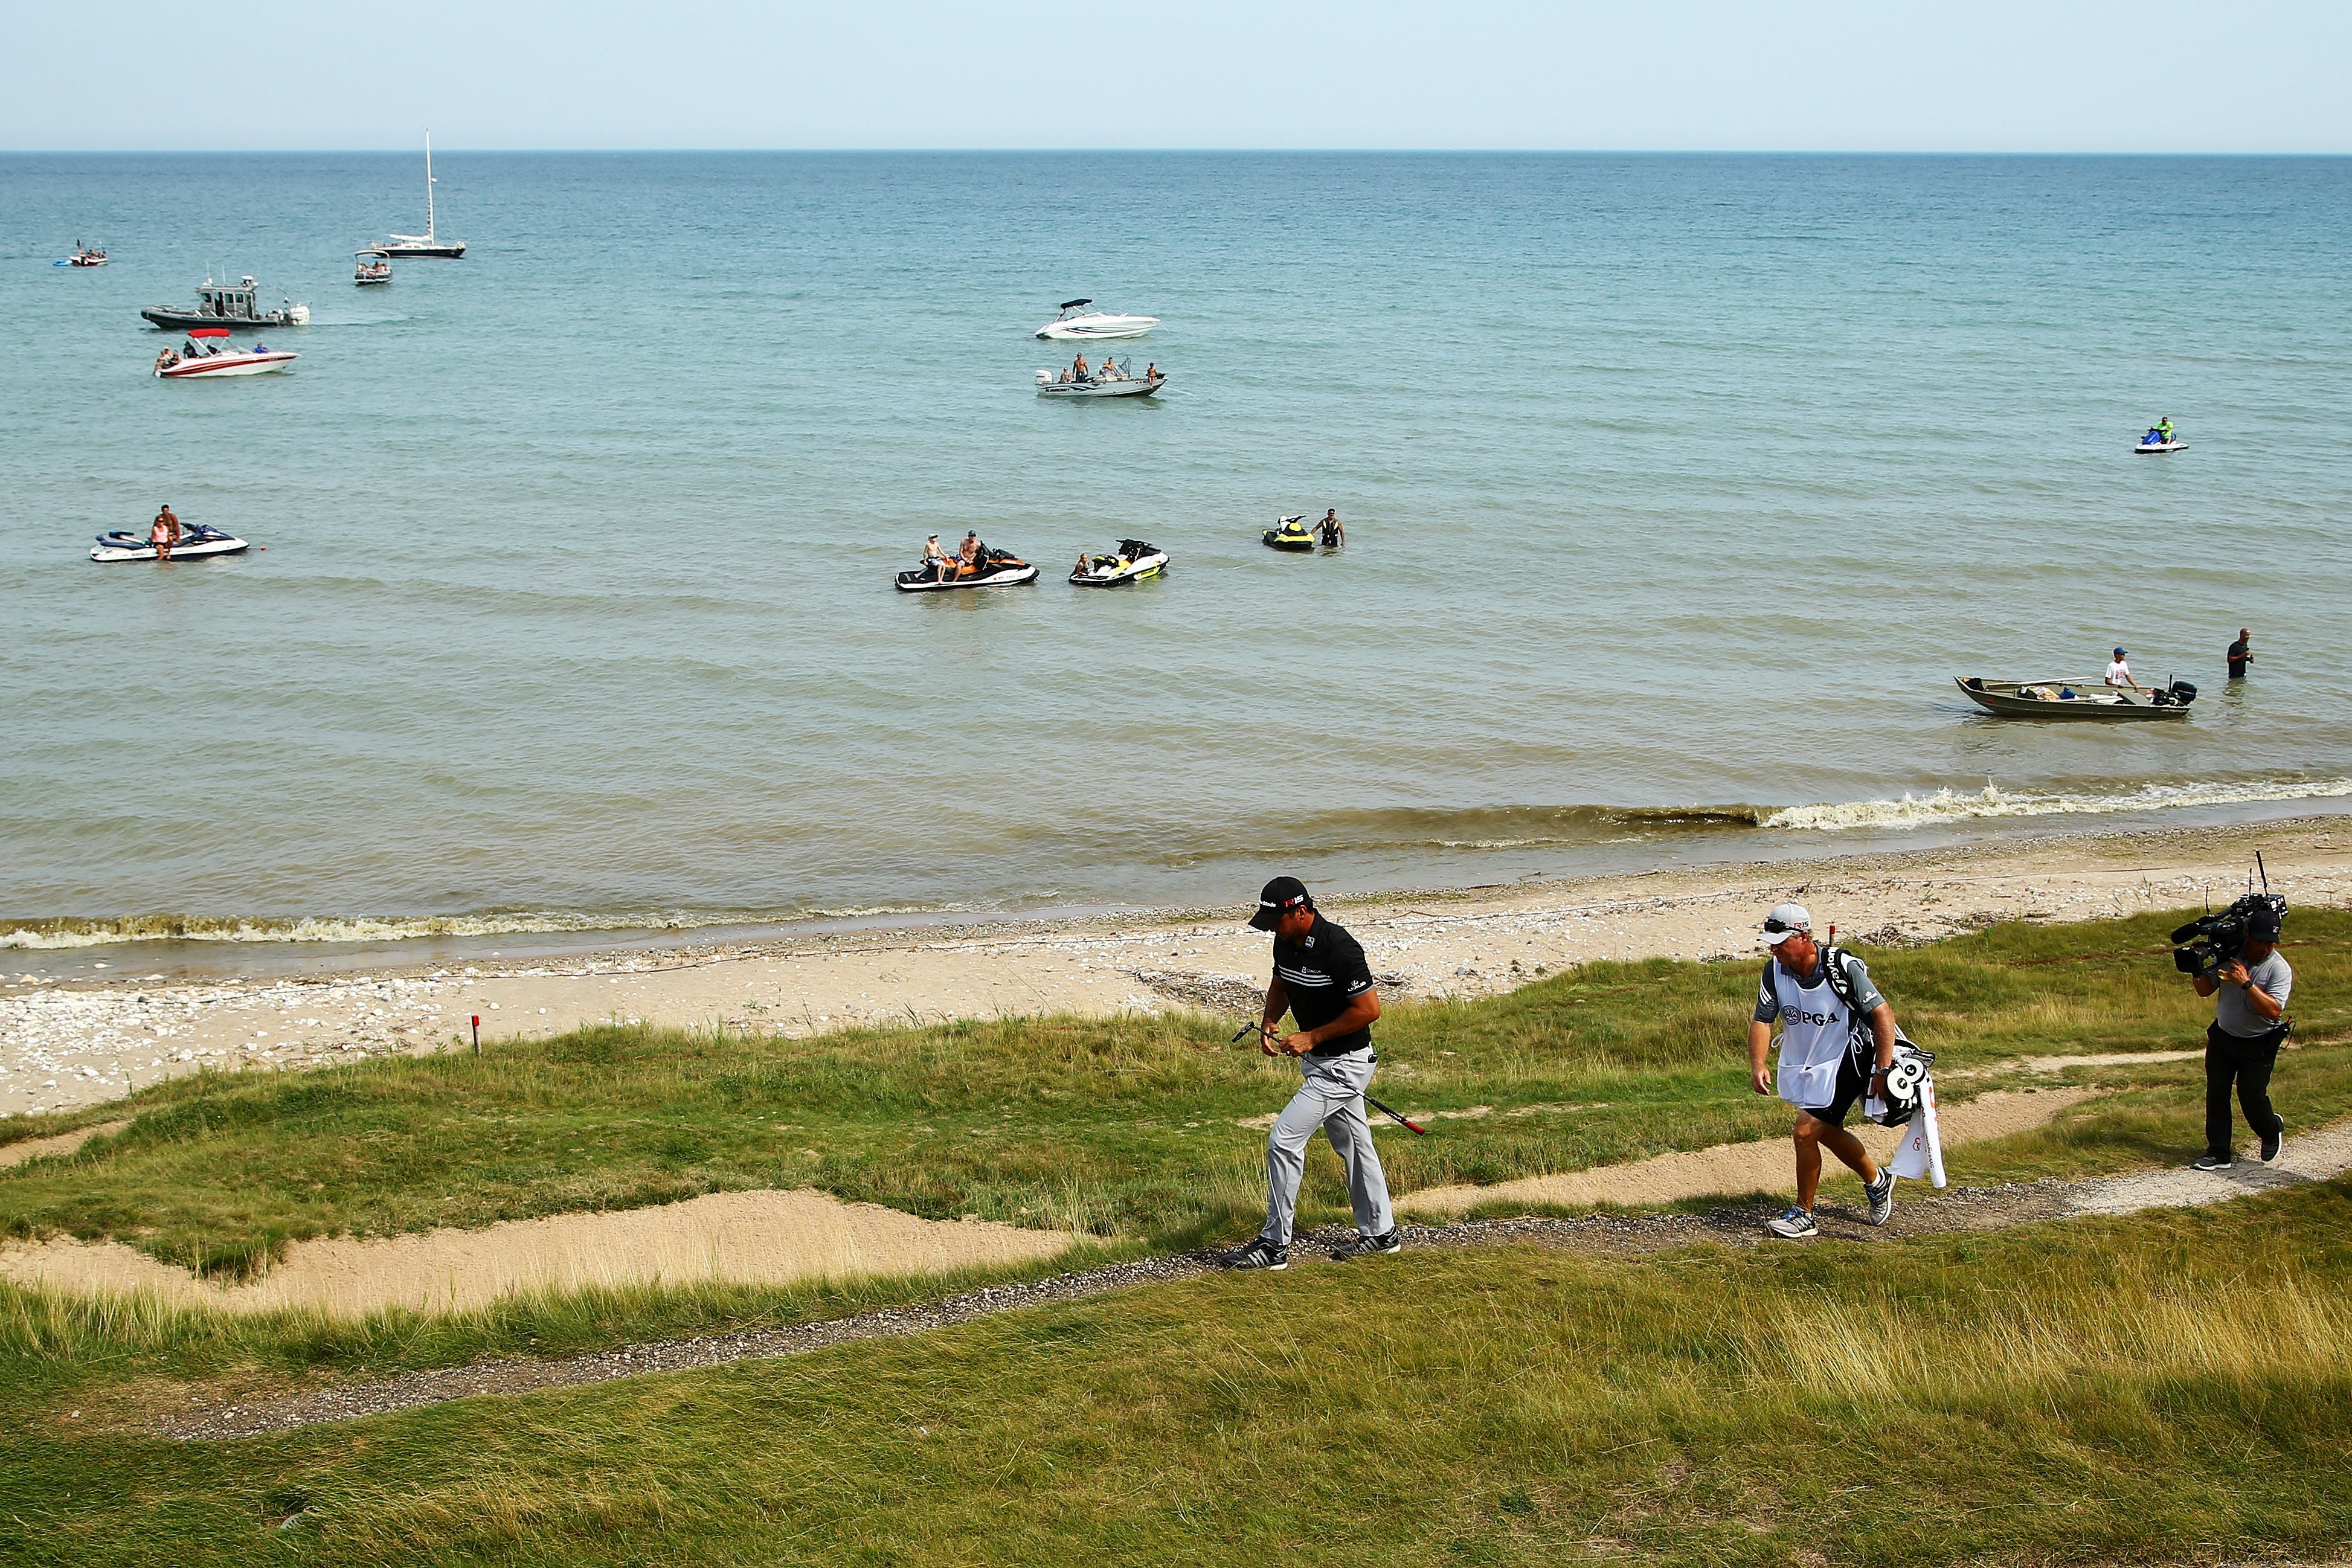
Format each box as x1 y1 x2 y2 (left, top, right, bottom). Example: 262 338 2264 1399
3 153 2349 947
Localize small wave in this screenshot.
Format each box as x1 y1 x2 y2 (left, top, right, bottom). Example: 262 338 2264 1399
1763 776 2352 833
0 903 954 952
1149 803 1769 865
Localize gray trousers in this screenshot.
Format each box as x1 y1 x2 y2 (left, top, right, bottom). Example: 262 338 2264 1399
1262 1049 1396 1244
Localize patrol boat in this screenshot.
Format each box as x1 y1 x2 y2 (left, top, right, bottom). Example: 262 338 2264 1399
141 274 310 331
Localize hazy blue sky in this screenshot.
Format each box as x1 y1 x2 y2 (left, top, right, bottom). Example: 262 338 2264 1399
10 1 2349 152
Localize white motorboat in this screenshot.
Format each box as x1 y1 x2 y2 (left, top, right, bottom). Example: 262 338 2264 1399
380 132 466 257
1035 299 1158 340
153 328 297 379
60 240 107 268
1035 358 1164 398
355 249 393 286
91 522 251 562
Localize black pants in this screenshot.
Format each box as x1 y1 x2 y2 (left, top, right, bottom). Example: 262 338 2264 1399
2206 1021 2286 1157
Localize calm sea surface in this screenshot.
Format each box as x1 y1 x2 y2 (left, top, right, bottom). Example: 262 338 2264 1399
3 153 2349 954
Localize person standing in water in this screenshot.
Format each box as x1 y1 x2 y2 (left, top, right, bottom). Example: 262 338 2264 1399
2228 628 2253 680
1318 509 1345 548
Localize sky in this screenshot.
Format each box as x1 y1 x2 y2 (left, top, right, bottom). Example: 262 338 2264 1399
8 1 2350 153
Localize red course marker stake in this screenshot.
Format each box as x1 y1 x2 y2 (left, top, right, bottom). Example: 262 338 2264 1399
471 1015 481 1055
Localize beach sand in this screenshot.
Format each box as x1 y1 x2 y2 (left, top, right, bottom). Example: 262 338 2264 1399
5 815 2348 1123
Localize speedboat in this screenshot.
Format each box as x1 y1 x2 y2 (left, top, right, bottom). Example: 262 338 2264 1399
61 240 107 268
153 329 297 378
2135 429 2188 454
1263 515 1316 551
91 523 251 563
379 132 466 257
1955 676 2196 720
1035 300 1158 341
895 545 1039 592
1035 359 1164 398
141 275 310 331
1070 539 1168 586
355 249 393 286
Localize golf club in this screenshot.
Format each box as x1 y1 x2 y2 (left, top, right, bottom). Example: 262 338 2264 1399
1232 1020 1430 1134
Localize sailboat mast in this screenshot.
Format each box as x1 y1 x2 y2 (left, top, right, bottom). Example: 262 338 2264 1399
424 131 436 242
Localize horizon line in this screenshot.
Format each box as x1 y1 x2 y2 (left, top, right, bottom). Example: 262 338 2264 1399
5 146 2350 158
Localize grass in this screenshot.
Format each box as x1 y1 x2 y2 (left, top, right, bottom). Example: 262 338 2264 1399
0 1182 2346 1566
2 908 2350 1563
4 910 2351 1286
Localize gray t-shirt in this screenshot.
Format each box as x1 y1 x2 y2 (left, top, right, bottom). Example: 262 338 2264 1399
1755 949 1885 1023
2215 950 2292 1038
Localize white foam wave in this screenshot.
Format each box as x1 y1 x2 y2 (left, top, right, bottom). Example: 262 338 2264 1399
0 903 953 951
1763 777 2352 833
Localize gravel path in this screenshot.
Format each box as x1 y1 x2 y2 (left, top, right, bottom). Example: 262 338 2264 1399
157 1178 2078 1441
161 1125 2351 1443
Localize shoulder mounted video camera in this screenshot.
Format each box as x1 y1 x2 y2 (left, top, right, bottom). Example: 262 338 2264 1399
2171 854 2285 978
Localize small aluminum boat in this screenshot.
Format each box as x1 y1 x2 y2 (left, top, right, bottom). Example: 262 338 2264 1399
1035 299 1158 340
153 328 296 378
1035 359 1163 398
1955 676 2196 720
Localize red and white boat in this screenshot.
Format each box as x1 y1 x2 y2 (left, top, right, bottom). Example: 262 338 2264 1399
153 327 297 379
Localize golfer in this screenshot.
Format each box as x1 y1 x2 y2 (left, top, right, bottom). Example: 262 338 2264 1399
1224 876 1400 1270
1748 903 1898 1238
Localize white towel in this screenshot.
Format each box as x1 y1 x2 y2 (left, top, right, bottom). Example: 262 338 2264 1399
1889 1076 1947 1187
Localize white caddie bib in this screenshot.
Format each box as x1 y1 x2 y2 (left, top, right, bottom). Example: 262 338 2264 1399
1769 959 1856 1109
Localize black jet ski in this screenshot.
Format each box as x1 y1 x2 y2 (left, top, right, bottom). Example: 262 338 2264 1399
1070 538 1168 586
91 522 251 562
896 545 1039 592
1263 515 1315 551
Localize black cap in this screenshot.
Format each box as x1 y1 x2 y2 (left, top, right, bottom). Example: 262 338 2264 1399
2248 905 2283 940
1249 876 1313 931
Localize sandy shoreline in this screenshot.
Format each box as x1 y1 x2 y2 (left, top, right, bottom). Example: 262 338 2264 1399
4 814 2348 1125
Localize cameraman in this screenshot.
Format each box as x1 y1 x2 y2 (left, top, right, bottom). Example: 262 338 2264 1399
2191 904 2290 1170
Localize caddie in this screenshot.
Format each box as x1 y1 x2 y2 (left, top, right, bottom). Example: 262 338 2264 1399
1223 876 1401 1270
1747 902 1899 1238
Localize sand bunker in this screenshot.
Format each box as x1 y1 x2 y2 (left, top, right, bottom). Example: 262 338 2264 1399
0 1189 1073 1317
1399 1088 2097 1217
0 1119 129 1169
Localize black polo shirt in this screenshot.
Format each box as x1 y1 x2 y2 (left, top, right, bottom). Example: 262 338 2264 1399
1273 914 1378 1055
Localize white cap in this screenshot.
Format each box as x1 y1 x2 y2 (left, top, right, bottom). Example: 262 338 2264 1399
1759 903 1811 946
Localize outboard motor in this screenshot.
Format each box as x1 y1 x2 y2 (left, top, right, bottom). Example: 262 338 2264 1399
2151 679 2199 708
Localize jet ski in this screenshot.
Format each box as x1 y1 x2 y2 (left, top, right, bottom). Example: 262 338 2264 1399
896 545 1039 592
91 523 251 562
2135 428 2188 454
1070 539 1168 586
1262 515 1316 551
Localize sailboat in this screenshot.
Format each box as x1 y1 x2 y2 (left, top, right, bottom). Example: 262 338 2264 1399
379 132 466 259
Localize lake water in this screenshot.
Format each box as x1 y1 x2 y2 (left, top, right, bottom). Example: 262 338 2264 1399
3 152 2348 954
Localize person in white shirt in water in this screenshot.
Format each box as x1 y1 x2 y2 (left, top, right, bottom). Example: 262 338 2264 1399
1747 904 1901 1239
2105 647 2141 690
